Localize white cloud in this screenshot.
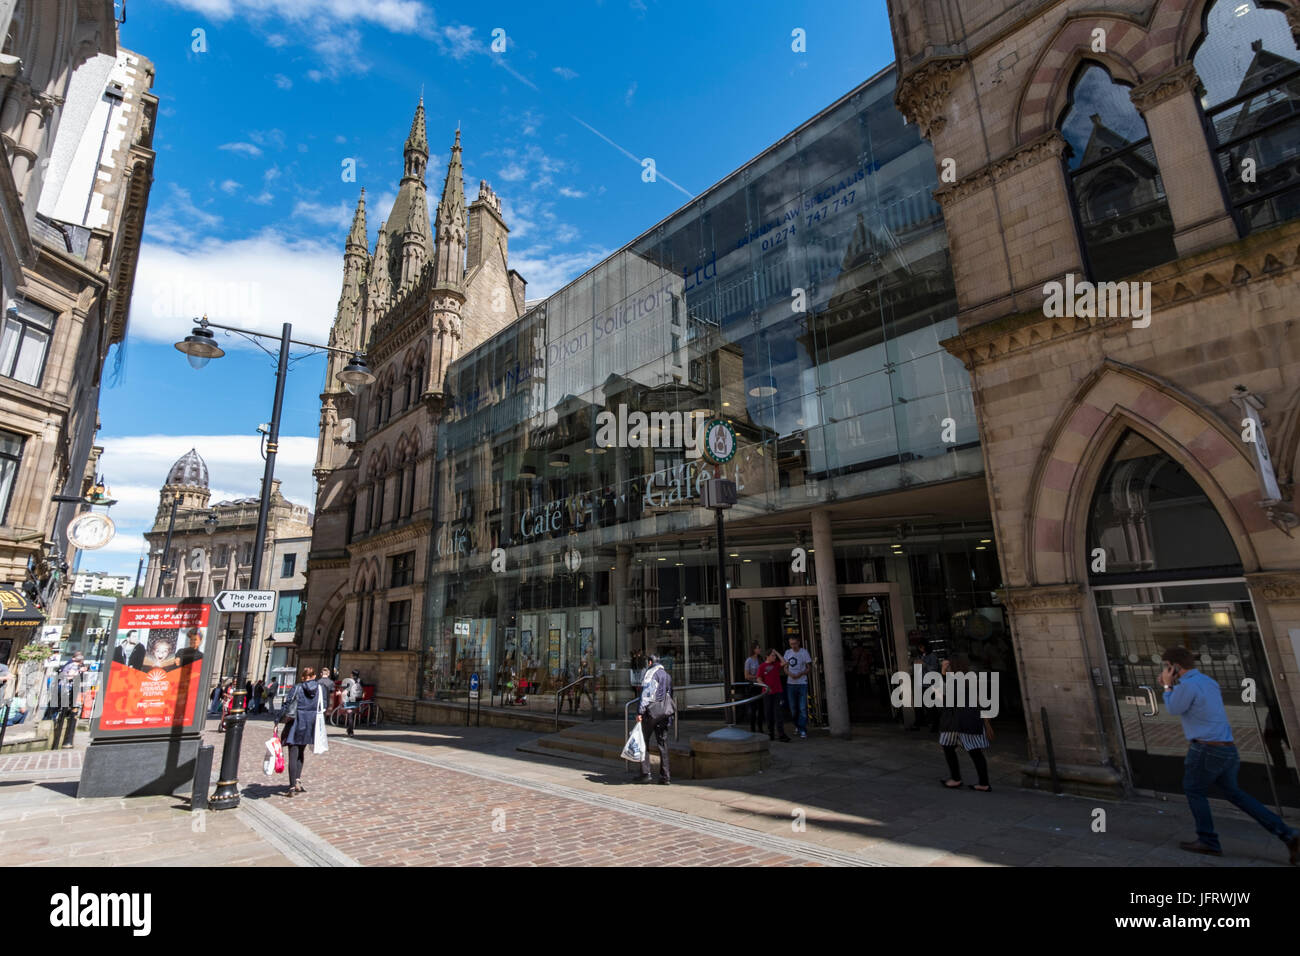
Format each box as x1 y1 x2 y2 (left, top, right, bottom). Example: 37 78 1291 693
293 198 354 231
163 0 430 34
133 231 341 347
498 163 527 182
145 185 222 246
509 247 610 299
441 24 478 60
273 73 293 90
625 81 637 106
553 66 578 80
219 179 241 194
558 186 586 199
90 434 318 577
219 141 263 157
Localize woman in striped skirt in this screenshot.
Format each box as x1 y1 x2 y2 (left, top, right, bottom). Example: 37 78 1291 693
938 654 992 792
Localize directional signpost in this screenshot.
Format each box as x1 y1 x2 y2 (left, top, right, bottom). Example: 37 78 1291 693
468 672 481 726
214 590 276 614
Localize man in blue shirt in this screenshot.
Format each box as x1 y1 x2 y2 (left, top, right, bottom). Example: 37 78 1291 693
1161 646 1299 863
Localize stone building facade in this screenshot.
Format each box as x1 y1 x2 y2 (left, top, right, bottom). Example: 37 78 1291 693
300 102 525 709
0 1 155 659
890 0 1300 798
143 449 312 686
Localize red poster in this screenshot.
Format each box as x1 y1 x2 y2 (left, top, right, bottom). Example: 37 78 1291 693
98 604 211 732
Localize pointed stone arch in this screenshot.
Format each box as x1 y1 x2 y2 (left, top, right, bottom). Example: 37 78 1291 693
1178 0 1300 61
1015 12 1161 146
1025 361 1271 584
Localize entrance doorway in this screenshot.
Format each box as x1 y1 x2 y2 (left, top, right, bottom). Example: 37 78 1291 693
1096 581 1299 808
1087 429 1300 807
731 583 907 725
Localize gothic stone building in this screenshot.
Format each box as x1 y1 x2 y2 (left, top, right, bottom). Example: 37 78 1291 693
891 0 1300 799
300 102 526 709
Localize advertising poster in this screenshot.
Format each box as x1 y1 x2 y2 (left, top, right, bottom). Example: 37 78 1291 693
93 601 212 736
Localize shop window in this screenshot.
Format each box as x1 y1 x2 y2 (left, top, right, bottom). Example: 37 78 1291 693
390 551 415 588
0 300 54 387
1195 0 1300 235
275 590 303 632
1087 430 1242 581
386 599 410 650
0 429 24 525
1059 63 1178 280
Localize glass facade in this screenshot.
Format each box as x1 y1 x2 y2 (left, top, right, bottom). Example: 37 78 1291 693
421 68 986 716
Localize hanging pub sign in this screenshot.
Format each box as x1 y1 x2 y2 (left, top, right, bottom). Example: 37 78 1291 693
89 598 216 739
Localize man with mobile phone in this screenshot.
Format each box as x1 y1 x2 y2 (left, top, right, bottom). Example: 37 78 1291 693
1160 646 1299 863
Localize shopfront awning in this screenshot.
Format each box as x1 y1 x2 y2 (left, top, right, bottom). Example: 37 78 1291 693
0 586 44 628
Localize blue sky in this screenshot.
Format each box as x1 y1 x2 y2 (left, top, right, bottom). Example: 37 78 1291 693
90 0 896 578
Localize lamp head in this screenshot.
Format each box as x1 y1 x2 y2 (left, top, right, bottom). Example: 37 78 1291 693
175 320 224 369
337 352 376 393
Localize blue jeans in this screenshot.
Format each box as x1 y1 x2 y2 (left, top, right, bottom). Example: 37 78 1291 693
786 683 808 734
1183 742 1297 851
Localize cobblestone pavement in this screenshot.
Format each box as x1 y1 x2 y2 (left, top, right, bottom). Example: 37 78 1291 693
4 716 1297 867
229 722 827 866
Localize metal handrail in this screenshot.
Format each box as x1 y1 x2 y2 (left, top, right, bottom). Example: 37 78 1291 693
623 681 756 746
554 674 597 731
687 690 766 711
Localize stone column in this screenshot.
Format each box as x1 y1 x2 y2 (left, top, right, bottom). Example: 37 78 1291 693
1131 64 1238 256
810 508 849 737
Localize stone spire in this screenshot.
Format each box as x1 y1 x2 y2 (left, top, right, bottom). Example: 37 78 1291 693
382 99 434 288
346 187 367 252
367 221 393 330
432 128 466 290
403 96 428 183
327 188 370 381
401 180 430 289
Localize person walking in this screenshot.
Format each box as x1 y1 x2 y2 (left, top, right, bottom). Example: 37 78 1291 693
757 649 791 742
252 679 265 715
1160 646 1299 862
743 644 763 733
277 667 320 796
783 635 812 738
340 669 363 736
635 654 675 785
317 667 336 713
938 655 992 792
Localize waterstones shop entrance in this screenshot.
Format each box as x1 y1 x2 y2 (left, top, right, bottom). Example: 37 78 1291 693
731 585 908 725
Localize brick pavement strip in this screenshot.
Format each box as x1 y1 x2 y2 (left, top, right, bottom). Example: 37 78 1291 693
232 730 833 866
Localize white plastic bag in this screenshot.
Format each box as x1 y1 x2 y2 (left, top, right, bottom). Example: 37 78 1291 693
313 688 329 754
620 722 646 762
264 733 283 776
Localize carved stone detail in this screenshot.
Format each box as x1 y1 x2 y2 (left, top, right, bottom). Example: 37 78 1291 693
998 584 1084 612
895 58 966 139
1130 63 1200 113
934 131 1067 209
1246 571 1300 602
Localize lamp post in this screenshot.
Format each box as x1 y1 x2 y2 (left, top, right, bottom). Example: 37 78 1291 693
154 493 181 597
175 316 374 810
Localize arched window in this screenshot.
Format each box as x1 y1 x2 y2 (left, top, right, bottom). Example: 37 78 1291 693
345 490 357 543
1194 0 1300 234
1086 430 1241 581
1060 63 1179 279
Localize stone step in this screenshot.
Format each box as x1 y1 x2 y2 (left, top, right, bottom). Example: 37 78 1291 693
519 724 697 778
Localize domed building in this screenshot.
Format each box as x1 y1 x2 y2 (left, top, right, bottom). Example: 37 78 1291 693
143 449 312 685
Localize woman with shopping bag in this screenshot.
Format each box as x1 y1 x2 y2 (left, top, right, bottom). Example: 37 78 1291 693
276 667 319 796
633 653 675 785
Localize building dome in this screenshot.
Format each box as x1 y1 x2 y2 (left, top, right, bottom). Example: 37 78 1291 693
166 448 208 489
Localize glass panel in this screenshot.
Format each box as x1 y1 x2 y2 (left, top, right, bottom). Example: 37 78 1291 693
1061 64 1178 279
1098 592 1299 807
1088 430 1242 578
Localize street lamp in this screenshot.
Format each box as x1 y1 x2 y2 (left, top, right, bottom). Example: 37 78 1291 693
174 316 374 811
204 510 220 535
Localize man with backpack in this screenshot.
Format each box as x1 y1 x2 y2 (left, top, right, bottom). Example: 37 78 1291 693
340 670 364 736
635 654 675 785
